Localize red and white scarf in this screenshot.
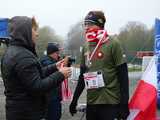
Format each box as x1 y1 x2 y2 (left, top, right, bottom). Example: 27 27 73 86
85 28 109 60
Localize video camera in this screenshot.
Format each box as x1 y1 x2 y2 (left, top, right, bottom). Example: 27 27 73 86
0 18 10 45
67 56 76 67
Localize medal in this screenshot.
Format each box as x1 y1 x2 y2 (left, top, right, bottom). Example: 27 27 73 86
97 51 104 59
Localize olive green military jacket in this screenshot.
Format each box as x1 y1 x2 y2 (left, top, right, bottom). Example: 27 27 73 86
81 38 126 104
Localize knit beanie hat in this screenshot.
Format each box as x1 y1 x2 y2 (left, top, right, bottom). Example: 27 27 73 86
47 42 59 55
84 11 106 28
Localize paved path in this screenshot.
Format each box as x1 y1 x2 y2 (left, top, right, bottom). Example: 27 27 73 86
0 78 5 120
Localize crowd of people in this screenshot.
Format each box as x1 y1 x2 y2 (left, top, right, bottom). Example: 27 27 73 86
0 10 129 120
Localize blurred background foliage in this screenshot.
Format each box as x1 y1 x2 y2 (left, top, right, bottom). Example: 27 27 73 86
0 21 154 65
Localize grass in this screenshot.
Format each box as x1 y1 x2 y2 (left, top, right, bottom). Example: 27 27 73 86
128 66 142 72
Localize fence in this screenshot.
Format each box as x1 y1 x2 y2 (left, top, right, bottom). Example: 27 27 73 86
70 67 80 81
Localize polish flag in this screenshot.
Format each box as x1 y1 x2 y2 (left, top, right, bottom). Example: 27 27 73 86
127 56 157 120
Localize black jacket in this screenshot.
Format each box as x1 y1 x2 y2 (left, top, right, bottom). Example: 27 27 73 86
40 55 62 101
1 16 64 120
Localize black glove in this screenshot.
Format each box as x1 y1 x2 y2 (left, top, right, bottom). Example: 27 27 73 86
117 104 130 119
69 100 77 116
69 64 86 116
117 63 130 119
80 65 88 75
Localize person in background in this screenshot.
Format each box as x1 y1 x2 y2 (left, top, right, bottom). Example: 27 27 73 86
69 10 130 120
40 43 63 120
1 16 71 120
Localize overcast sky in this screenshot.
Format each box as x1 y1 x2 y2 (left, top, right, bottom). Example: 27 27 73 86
0 0 159 37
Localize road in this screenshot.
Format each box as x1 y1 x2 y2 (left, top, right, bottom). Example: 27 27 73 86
0 78 5 120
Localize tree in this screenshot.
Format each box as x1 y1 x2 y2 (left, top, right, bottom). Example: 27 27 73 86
36 26 63 57
118 21 154 64
65 21 85 62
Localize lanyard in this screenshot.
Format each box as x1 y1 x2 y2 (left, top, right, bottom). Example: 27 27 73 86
87 30 109 63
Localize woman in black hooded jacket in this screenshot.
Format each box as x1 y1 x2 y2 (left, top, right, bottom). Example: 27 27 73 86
1 16 71 120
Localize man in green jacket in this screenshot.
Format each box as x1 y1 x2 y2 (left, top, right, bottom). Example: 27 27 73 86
69 10 130 120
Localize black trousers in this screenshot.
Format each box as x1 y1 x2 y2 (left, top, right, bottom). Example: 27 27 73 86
86 104 119 120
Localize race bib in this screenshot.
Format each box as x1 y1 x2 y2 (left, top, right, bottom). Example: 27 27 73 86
97 71 105 88
84 71 105 90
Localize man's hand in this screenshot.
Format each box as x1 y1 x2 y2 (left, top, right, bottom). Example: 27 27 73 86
59 67 71 79
56 59 65 70
69 101 77 116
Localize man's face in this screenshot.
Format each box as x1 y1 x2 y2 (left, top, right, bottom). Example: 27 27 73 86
84 22 100 32
32 26 39 44
50 51 60 61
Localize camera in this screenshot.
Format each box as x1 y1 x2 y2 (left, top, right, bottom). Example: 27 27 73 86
67 56 76 67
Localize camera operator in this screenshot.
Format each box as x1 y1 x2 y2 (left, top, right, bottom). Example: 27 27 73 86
1 16 71 120
40 43 66 120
